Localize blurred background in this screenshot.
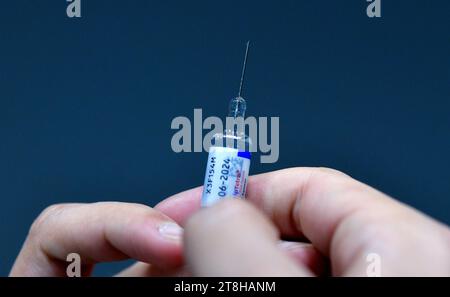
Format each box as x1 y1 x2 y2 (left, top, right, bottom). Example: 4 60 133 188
0 0 449 276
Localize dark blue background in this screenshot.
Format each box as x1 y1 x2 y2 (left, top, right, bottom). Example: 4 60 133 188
1 0 449 276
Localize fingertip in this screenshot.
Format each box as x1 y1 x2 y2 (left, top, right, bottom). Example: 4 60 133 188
102 205 186 270
185 198 278 240
130 218 184 269
183 199 308 276
155 187 203 225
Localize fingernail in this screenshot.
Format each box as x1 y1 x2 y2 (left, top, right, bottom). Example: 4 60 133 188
158 222 183 241
278 240 307 250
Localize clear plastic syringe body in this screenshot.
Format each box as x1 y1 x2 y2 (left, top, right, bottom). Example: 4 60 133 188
201 96 252 207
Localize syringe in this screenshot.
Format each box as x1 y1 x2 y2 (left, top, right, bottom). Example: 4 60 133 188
201 42 252 207
229 41 250 118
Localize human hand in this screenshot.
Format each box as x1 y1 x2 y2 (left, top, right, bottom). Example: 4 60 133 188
11 167 450 276
10 170 323 276
182 168 450 276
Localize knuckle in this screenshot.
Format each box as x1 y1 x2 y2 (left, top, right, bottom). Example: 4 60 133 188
313 167 350 178
309 167 360 193
29 204 69 238
286 167 352 185
94 202 157 223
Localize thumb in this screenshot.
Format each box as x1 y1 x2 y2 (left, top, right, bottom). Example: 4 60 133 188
184 199 311 277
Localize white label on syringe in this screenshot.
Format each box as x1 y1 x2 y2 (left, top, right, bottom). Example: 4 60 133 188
202 147 251 207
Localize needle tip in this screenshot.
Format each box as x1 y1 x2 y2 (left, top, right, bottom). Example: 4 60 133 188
238 41 251 98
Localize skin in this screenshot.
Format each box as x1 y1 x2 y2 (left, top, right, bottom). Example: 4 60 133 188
10 167 450 277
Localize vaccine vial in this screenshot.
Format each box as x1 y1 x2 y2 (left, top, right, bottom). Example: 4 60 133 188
201 96 252 207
